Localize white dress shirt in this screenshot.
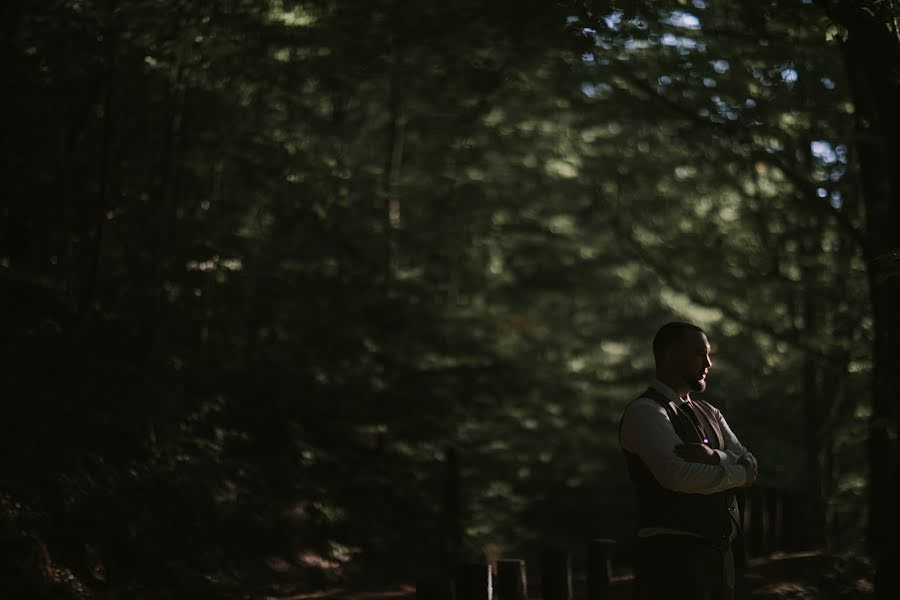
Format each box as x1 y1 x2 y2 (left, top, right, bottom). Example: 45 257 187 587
620 379 755 537
619 379 756 494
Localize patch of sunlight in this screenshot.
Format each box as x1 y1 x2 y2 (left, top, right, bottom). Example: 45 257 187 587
395 265 424 281
582 82 614 98
486 481 513 498
568 357 586 373
186 256 243 272
625 39 652 50
659 289 722 327
810 140 838 164
848 359 870 373
488 252 504 275
581 122 622 142
546 158 579 178
329 541 358 563
268 3 317 27
836 475 865 493
392 441 417 457
297 551 341 571
756 581 818 598
464 166 486 181
273 48 291 62
674 165 697 180
664 11 701 30
600 180 619 195
548 214 576 234
781 67 799 83
718 206 738 222
854 404 872 418
492 209 512 225
487 439 511 452
661 33 698 49
601 340 629 357
466 525 492 537
484 107 505 126
603 11 623 31
613 263 642 284
720 320 741 336
311 501 346 522
778 111 805 129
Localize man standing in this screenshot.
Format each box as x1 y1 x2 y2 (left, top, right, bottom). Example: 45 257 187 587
619 322 758 600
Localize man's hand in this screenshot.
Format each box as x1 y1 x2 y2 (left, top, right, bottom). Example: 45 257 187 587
737 454 758 487
674 443 719 465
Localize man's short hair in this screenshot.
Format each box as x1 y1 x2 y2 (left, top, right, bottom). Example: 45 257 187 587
652 321 704 362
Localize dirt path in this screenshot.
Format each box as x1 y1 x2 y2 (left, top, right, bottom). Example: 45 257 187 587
260 551 874 600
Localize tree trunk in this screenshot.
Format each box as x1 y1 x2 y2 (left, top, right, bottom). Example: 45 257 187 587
382 67 405 287
820 2 900 596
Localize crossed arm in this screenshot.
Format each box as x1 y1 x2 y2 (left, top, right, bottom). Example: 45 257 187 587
676 403 757 481
621 399 757 495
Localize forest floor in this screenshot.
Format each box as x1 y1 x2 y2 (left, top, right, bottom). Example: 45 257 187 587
257 550 874 600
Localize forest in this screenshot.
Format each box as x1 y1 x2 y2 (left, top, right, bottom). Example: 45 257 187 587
1 0 899 598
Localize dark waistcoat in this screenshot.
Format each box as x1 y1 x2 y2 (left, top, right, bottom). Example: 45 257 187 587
620 387 739 543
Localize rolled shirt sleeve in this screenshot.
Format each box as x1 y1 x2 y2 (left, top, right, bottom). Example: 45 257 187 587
711 404 756 468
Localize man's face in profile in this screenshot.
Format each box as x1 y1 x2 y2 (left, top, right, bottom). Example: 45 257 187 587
676 330 712 393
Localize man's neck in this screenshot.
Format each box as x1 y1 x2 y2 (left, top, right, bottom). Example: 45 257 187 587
654 373 690 400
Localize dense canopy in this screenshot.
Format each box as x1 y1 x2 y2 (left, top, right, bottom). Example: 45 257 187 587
1 0 898 597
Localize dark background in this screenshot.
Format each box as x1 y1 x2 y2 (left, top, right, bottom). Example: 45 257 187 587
1 0 899 598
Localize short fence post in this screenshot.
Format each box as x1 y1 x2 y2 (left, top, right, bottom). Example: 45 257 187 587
766 486 782 552
734 488 747 568
454 564 492 600
587 538 615 600
496 559 527 600
747 485 765 557
540 549 573 600
416 576 455 600
781 489 800 551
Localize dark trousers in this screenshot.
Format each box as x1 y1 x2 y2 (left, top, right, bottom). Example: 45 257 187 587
634 534 734 600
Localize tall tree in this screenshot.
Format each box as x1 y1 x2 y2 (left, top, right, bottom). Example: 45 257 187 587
815 1 900 595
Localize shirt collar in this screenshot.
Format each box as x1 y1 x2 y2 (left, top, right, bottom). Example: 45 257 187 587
650 378 690 405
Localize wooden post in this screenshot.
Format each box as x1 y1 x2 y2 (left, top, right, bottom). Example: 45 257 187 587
747 485 765 557
781 489 801 551
416 576 455 600
443 446 461 565
734 489 747 569
780 489 794 550
766 486 782 552
454 564 492 600
540 549 572 600
587 538 615 600
496 559 527 600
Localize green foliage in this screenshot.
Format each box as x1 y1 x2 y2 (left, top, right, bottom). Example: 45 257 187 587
0 0 877 594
